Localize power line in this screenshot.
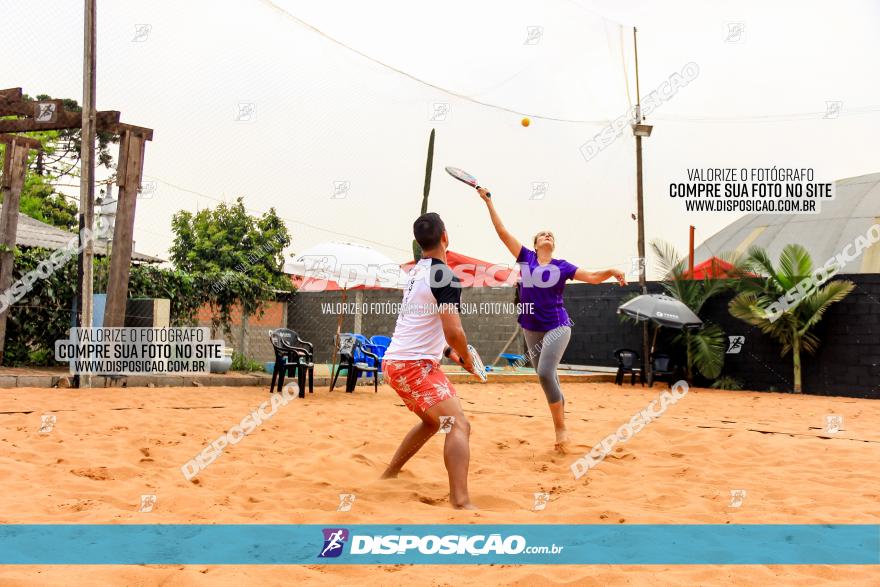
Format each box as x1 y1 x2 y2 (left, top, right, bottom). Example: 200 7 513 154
256 0 880 127
255 0 614 125
652 104 880 124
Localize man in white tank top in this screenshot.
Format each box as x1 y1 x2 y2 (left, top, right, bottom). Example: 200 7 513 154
380 212 478 510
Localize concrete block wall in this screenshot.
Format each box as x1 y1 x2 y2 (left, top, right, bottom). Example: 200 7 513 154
288 276 880 398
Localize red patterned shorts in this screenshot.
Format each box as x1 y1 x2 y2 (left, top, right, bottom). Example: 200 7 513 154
383 359 457 413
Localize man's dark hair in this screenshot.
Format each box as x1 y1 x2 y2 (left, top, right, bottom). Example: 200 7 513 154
413 212 445 250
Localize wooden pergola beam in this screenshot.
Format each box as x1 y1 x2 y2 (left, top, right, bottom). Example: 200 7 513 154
0 88 22 101
0 111 121 133
0 133 42 150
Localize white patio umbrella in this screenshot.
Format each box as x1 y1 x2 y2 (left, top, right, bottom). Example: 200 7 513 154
283 241 405 290
284 242 406 377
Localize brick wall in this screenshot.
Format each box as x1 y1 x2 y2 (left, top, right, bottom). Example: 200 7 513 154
197 300 288 362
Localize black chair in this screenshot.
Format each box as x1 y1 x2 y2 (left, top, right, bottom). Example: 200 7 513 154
649 353 677 387
330 334 379 393
269 328 315 398
613 348 643 386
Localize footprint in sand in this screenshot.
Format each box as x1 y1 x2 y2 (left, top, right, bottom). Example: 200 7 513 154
418 495 447 506
70 467 111 481
59 499 98 512
351 453 374 466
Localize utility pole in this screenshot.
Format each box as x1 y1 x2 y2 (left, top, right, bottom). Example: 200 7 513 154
78 0 97 388
632 27 654 386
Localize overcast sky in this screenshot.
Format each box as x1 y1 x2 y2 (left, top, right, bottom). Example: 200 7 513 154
2 0 878 277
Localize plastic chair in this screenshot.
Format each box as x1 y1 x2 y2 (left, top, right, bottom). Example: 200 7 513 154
369 335 392 372
649 353 677 387
351 333 381 378
499 353 526 368
613 348 643 386
269 328 314 397
330 334 379 393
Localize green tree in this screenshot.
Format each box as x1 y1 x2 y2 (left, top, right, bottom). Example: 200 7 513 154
644 240 745 381
170 197 292 331
18 175 78 231
0 93 116 231
729 244 854 393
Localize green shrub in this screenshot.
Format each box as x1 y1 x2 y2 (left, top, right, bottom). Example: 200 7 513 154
710 376 744 391
230 352 263 372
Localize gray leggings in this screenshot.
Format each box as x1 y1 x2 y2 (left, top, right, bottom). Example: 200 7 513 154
522 326 571 404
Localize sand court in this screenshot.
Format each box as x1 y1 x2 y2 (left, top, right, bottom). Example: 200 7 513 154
0 381 878 584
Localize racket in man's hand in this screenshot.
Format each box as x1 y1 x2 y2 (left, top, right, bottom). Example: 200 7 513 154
445 345 488 382
445 166 490 198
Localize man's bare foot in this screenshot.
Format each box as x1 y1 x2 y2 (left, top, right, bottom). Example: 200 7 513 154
380 470 399 479
554 428 570 454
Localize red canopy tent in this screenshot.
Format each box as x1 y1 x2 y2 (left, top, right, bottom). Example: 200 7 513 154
681 257 739 279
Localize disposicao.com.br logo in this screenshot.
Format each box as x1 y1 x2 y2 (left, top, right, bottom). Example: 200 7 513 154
318 528 564 558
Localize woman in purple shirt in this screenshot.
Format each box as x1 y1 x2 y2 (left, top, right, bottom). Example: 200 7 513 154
477 187 627 453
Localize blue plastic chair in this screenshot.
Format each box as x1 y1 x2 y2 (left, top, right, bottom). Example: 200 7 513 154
350 333 380 379
370 335 392 371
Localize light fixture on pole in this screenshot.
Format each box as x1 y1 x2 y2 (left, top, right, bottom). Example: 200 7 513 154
632 26 654 386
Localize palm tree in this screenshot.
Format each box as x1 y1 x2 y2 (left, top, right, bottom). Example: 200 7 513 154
728 244 854 393
646 240 743 381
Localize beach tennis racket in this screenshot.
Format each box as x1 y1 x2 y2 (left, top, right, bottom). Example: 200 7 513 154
445 345 488 382
445 166 490 198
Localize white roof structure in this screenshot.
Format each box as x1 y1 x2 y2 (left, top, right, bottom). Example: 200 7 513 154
694 172 880 273
0 206 162 263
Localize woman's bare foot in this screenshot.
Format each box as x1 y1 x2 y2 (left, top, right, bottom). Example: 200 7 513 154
554 428 570 454
452 501 479 510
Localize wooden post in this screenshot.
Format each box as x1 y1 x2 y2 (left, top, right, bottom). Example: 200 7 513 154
688 225 695 277
0 134 41 364
77 0 98 387
103 130 146 328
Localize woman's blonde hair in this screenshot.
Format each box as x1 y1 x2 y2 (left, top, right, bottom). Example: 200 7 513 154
533 230 555 249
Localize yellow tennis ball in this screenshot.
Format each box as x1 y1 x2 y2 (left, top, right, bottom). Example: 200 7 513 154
521 117 530 127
